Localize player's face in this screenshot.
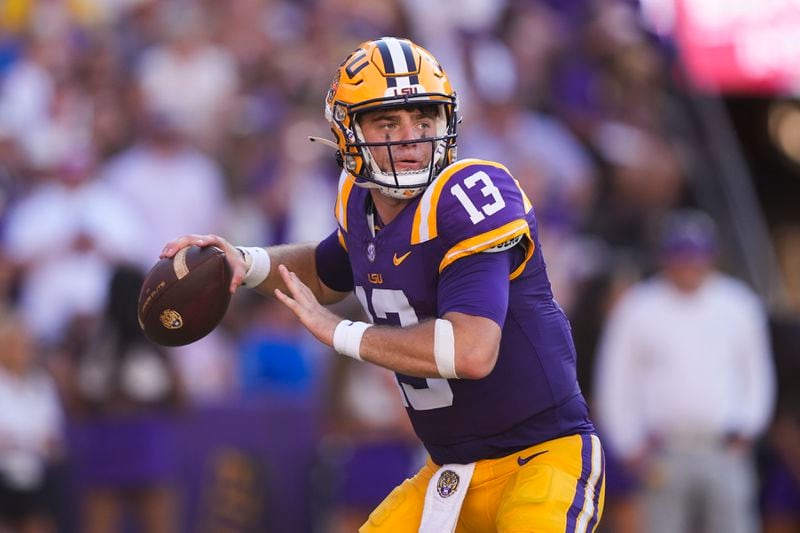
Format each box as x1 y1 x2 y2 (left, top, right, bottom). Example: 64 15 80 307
357 106 436 173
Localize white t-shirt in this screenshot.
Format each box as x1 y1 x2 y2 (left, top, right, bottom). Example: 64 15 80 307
0 367 63 490
595 273 775 458
101 144 229 268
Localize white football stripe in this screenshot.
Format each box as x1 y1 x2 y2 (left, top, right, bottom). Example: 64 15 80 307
173 247 189 280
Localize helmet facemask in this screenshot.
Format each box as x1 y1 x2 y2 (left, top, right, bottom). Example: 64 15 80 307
348 104 453 199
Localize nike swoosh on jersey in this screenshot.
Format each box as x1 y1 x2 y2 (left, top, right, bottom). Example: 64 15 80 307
517 450 548 466
393 251 412 266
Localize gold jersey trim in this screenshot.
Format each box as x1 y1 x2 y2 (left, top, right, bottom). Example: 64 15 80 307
439 218 535 276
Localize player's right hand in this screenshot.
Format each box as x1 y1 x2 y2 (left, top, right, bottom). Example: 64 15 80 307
273 264 341 347
160 234 247 294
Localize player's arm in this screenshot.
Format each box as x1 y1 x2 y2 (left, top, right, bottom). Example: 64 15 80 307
358 311 501 379
274 247 515 380
243 242 350 305
160 232 350 305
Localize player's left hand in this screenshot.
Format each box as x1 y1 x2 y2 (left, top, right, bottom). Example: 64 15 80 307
274 264 341 347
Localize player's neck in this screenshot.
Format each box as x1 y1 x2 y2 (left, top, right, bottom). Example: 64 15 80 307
370 190 411 226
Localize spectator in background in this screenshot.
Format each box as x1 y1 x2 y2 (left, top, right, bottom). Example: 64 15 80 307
594 209 775 533
100 110 229 271
0 124 29 229
0 33 57 157
136 3 238 150
0 312 64 533
589 121 686 252
2 147 145 346
502 1 564 112
56 266 185 533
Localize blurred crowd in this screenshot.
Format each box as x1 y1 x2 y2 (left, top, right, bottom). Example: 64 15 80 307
0 0 797 532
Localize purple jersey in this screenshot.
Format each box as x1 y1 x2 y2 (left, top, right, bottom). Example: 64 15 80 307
324 158 593 464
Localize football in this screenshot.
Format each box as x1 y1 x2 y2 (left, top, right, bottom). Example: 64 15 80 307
137 245 232 346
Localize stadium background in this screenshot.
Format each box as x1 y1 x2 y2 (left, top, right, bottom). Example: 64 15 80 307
0 0 798 532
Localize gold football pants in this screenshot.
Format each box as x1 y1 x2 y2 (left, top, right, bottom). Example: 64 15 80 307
360 434 605 533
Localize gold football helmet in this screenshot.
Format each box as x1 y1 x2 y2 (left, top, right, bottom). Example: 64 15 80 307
324 37 458 198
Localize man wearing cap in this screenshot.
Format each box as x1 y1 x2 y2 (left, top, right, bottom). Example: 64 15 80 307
593 209 775 533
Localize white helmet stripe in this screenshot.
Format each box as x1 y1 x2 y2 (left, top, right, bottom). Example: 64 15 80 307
385 38 411 88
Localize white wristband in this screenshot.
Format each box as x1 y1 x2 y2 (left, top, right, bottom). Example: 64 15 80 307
333 320 372 361
434 318 458 379
237 246 271 288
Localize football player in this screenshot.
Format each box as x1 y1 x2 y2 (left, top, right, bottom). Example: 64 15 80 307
162 37 604 532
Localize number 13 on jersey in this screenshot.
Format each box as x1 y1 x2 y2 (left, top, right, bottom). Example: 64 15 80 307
355 286 454 411
450 171 506 224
